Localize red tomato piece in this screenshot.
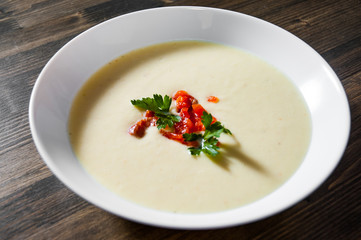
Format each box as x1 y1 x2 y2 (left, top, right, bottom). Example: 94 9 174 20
176 95 192 110
144 110 155 117
207 96 219 103
191 104 206 118
174 117 194 134
128 119 150 138
173 90 189 100
179 107 190 119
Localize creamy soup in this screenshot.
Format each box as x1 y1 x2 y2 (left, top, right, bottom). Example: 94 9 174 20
69 41 311 213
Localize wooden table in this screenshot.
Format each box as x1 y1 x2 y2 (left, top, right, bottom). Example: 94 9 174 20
1 0 360 239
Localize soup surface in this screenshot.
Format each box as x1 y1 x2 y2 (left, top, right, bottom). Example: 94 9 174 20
69 41 311 213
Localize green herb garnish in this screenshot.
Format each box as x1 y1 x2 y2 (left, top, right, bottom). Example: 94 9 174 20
131 94 181 129
183 112 232 157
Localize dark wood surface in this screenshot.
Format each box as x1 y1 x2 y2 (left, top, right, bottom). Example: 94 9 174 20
1 0 360 239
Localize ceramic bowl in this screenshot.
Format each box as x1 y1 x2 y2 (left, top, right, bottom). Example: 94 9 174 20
29 6 350 229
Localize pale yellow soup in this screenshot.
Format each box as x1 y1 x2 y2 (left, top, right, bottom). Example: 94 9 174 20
69 41 311 213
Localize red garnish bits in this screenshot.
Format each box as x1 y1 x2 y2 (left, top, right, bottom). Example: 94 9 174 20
128 110 157 138
129 90 217 146
161 90 217 146
207 96 219 103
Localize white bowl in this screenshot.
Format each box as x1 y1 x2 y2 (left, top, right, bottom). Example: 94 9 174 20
29 6 350 229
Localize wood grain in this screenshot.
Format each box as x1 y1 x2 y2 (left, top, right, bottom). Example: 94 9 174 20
1 0 360 239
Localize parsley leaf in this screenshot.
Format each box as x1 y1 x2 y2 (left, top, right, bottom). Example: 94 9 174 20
183 111 232 157
131 94 172 113
201 111 213 129
201 112 232 139
202 137 220 156
188 147 202 156
131 94 180 129
153 94 172 112
183 133 203 141
155 113 181 129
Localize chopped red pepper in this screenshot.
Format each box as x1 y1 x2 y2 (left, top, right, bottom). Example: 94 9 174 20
144 110 155 117
164 90 216 142
128 111 157 137
128 119 149 138
207 96 219 103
